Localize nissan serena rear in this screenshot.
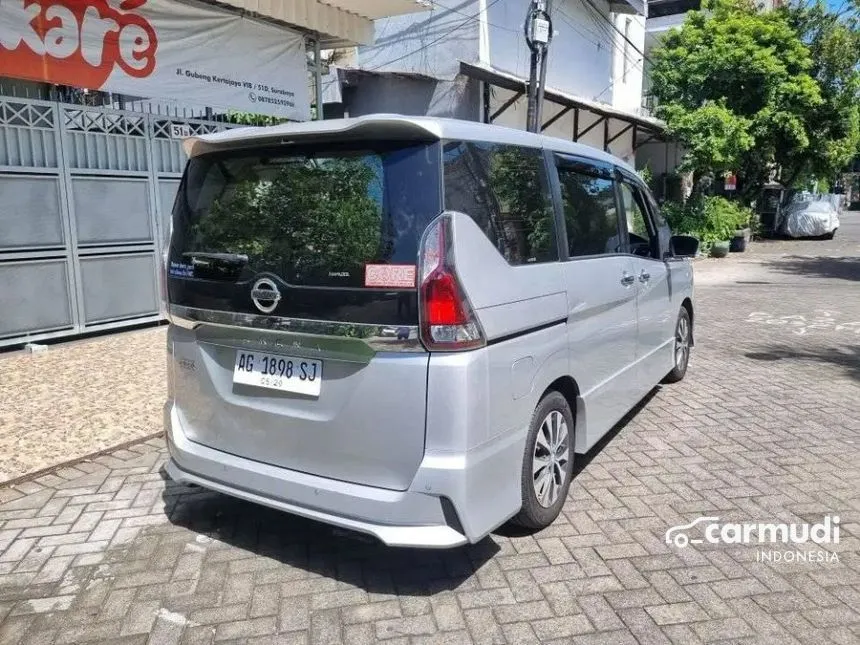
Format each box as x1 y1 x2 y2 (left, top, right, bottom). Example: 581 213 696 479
164 116 696 547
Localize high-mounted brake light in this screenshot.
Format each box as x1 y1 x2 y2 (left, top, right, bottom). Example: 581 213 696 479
418 216 485 351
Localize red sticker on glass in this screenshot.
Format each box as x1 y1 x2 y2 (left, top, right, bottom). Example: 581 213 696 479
365 264 417 288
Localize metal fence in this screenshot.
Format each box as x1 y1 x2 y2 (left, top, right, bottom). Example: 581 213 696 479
0 94 239 348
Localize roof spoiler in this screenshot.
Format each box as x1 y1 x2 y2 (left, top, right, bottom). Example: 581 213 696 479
182 116 443 158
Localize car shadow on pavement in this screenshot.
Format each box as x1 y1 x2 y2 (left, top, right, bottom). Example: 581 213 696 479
159 469 499 594
765 255 860 281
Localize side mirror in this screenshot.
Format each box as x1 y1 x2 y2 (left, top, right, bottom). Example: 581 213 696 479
670 235 699 258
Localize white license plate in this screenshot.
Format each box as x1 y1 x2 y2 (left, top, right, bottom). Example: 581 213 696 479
232 350 322 396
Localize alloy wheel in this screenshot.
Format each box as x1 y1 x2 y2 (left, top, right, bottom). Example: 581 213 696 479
532 410 570 508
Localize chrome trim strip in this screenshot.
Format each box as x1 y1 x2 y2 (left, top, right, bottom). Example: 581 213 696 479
168 304 425 353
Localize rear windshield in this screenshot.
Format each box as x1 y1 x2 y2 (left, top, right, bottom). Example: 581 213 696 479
169 141 442 289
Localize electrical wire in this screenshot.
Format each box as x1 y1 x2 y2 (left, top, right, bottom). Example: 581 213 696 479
561 1 643 73
428 0 519 34
317 0 506 98
362 0 506 72
318 0 646 108
579 0 653 66
552 6 608 49
556 1 646 100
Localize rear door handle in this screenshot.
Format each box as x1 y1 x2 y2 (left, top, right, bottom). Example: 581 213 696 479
620 273 635 286
639 270 650 283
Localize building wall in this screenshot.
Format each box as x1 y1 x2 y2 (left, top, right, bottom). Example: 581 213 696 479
351 0 645 166
361 0 638 108
343 74 480 120
636 141 683 176
485 0 615 101
610 13 646 114
359 1 481 79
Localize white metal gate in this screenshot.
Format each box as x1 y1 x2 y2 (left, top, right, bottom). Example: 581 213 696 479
0 96 236 347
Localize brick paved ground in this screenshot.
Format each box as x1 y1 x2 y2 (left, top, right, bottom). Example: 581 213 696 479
0 215 858 644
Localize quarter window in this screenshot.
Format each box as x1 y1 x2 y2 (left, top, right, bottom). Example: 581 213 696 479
556 165 621 257
619 182 656 258
443 141 558 265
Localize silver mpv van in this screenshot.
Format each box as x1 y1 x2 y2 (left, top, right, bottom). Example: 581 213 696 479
164 115 697 548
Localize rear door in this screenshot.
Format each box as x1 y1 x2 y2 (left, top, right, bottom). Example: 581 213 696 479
551 155 640 448
167 140 442 491
616 175 674 386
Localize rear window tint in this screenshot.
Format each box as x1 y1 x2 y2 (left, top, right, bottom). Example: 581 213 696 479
557 165 620 257
442 141 557 265
170 142 441 289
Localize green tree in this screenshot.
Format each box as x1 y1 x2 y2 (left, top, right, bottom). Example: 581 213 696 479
779 0 860 189
649 0 823 201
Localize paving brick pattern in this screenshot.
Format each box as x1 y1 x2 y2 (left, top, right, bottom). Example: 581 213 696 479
1 214 859 644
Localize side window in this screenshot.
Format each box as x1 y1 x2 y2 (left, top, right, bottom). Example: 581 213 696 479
619 182 657 258
556 164 621 257
443 141 558 265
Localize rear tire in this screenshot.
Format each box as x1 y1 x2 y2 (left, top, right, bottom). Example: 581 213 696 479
663 307 692 384
510 391 575 530
825 229 837 240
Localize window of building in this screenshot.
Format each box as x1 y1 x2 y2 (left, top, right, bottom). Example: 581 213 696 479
443 141 558 265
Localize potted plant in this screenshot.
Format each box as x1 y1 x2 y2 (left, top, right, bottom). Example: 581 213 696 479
730 227 750 252
710 240 731 257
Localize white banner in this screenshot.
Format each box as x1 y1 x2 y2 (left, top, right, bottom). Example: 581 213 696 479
0 0 310 120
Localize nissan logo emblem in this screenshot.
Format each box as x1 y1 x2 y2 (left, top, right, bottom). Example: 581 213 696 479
250 278 281 314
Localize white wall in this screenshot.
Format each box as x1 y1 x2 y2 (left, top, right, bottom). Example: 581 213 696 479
485 0 614 101
636 141 684 176
358 1 481 79
610 13 645 114
359 0 645 120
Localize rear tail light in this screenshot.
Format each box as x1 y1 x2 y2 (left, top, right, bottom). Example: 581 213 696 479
418 216 485 351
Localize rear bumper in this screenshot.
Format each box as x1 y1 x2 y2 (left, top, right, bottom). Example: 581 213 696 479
164 402 521 548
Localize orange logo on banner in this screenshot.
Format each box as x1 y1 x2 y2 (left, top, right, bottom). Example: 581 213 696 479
0 0 158 90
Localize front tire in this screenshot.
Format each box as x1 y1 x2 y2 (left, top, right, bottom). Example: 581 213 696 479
510 391 575 530
663 307 692 383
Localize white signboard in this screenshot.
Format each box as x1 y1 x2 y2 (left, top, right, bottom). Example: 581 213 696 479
0 0 310 120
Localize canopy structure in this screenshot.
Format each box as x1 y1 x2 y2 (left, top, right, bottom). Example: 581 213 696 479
202 0 431 46
460 61 666 153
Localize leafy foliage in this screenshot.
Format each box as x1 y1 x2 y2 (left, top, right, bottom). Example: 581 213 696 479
779 1 860 187
663 196 753 247
225 110 290 126
649 0 860 199
637 163 654 189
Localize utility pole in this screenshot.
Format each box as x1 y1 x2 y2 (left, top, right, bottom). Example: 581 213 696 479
525 0 553 133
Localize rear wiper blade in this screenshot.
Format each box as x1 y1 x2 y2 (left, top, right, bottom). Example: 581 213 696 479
182 252 249 266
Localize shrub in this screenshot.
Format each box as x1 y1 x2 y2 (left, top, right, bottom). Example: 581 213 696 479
662 196 754 249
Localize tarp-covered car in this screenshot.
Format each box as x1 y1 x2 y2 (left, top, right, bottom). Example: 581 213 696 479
779 200 840 239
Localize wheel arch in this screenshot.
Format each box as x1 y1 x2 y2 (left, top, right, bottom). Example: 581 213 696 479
539 375 584 451
681 297 694 345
